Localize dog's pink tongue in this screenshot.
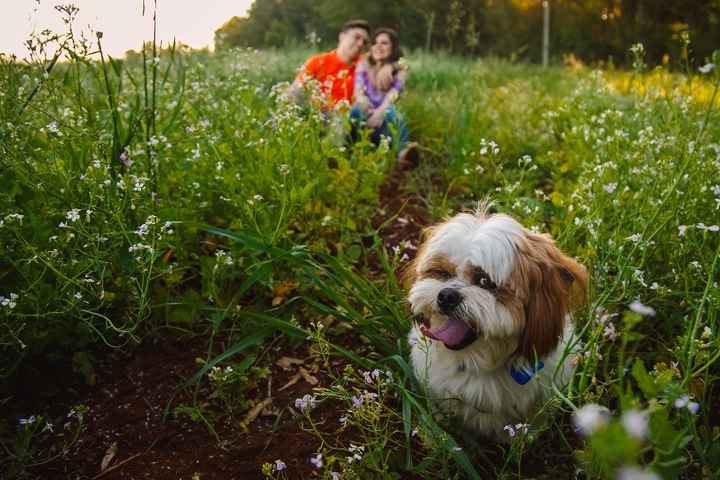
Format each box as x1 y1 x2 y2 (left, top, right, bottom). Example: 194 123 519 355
421 317 471 346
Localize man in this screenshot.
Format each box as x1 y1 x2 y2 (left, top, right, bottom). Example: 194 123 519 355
289 19 370 110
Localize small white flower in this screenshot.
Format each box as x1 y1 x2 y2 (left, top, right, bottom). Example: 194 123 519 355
274 459 286 471
346 443 365 463
573 403 611 436
699 63 716 74
309 453 323 468
674 395 689 409
515 423 530 435
629 301 656 316
19 415 37 425
66 209 81 222
678 225 688 237
621 410 648 439
294 394 316 412
503 424 516 437
603 322 618 341
603 183 617 194
626 233 642 243
4 213 25 224
617 465 661 480
1 293 19 309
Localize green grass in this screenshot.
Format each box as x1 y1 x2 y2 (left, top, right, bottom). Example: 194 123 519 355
1 21 719 479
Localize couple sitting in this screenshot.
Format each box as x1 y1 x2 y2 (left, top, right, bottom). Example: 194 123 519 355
289 20 418 164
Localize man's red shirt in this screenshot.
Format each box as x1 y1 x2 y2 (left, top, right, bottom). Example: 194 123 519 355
295 50 358 109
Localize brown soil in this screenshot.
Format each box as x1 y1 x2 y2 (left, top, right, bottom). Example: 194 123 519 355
12 158 430 480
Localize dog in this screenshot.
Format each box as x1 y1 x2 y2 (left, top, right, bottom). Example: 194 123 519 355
404 206 587 439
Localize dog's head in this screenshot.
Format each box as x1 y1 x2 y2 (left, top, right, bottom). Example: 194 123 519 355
404 207 587 361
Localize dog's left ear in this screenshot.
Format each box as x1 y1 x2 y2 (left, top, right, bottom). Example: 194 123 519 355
518 233 587 361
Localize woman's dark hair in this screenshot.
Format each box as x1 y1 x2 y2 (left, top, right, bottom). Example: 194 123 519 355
369 28 403 65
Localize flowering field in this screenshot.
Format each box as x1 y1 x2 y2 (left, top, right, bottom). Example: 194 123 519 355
1 28 719 480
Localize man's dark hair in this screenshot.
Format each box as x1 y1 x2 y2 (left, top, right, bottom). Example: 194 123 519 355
340 19 371 35
369 28 403 65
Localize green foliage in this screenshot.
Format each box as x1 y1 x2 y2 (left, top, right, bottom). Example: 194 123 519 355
214 0 720 67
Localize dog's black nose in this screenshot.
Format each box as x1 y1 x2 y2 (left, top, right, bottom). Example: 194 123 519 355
437 288 462 312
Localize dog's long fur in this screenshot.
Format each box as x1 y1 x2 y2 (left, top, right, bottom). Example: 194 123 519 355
405 207 587 439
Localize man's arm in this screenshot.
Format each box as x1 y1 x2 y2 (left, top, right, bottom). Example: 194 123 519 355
375 59 409 92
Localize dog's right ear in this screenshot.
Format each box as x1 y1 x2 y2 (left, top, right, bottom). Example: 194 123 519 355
400 225 437 290
518 233 588 361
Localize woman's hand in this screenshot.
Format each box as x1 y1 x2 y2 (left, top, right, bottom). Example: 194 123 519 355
375 64 395 92
356 95 371 114
367 108 385 128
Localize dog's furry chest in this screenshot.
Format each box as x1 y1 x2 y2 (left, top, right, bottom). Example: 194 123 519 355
411 342 541 416
409 327 573 437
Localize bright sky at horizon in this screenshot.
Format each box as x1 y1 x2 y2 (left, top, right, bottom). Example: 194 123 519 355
1 1 252 59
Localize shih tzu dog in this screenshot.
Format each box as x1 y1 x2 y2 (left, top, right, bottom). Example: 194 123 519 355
405 206 587 439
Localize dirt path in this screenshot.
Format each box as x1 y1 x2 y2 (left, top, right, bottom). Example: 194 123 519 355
24 158 433 480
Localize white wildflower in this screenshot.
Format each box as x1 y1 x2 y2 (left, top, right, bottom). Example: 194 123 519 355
617 465 661 480
19 415 37 425
626 233 642 243
699 63 716 74
0 293 19 309
309 453 323 469
573 403 611 436
629 301 655 317
294 394 316 412
603 183 617 194
603 322 618 341
66 209 81 223
621 410 648 440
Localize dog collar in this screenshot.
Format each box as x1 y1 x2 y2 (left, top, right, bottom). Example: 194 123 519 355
509 360 544 385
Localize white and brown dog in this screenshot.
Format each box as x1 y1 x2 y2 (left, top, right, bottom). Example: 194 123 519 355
405 206 587 439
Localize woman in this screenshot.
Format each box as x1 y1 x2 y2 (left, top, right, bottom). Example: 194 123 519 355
351 28 416 162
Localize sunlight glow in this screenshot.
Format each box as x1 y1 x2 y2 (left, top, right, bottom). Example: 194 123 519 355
1 0 252 59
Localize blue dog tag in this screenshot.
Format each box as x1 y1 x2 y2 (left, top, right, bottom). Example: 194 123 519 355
509 360 545 385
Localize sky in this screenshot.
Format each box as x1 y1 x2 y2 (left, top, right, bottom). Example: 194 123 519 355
1 0 253 59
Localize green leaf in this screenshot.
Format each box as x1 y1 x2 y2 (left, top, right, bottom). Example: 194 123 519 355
631 359 658 398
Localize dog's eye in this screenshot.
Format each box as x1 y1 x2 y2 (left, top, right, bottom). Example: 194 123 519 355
427 268 452 280
473 270 497 290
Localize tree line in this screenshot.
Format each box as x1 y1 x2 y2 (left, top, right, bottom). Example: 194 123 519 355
214 0 720 68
